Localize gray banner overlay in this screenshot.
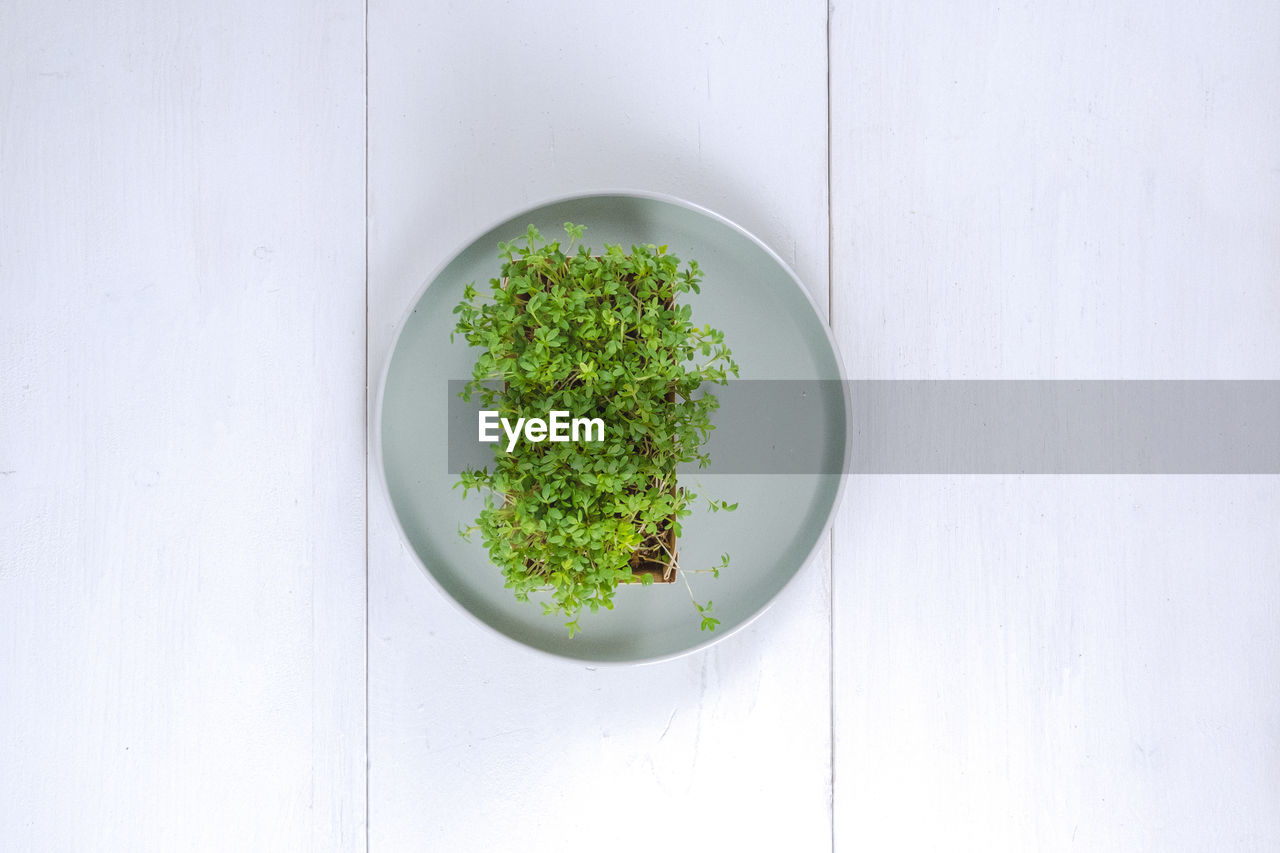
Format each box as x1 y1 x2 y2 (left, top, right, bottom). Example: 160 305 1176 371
447 380 1280 475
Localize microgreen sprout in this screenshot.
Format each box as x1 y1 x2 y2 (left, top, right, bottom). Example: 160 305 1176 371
452 223 738 636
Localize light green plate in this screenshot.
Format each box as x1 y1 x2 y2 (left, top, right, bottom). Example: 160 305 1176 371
376 192 848 663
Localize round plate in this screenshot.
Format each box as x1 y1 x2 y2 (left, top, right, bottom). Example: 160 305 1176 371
376 192 848 663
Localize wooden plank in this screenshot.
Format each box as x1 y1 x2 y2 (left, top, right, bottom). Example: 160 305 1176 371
830 1 1280 849
366 1 831 849
0 2 367 848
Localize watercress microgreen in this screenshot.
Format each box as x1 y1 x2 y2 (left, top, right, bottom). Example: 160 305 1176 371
452 223 738 636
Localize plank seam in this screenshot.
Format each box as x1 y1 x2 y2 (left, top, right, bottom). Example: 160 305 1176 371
825 2 836 852
363 0 372 847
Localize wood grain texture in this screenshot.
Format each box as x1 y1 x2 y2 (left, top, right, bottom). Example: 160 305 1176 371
366 1 831 849
830 1 1280 849
0 2 367 848
831 0 1280 382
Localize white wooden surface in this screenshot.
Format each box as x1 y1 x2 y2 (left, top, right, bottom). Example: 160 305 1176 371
0 2 366 849
4 1 1278 850
365 1 833 850
831 1 1280 850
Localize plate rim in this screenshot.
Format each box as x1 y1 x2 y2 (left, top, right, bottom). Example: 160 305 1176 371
372 188 852 666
